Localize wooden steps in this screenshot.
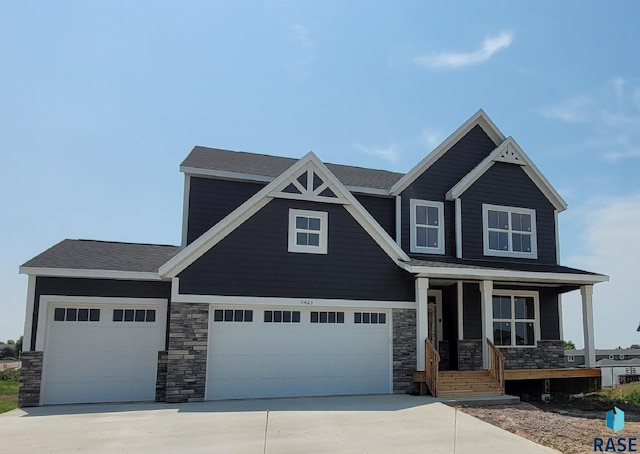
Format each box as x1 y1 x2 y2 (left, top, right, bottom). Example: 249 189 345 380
436 370 503 398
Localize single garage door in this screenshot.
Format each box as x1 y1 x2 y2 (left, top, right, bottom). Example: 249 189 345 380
42 301 165 405
207 306 391 400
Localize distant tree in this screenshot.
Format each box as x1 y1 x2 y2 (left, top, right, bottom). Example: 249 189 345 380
1 346 15 358
15 336 23 355
564 340 576 350
630 344 640 349
6 339 15 345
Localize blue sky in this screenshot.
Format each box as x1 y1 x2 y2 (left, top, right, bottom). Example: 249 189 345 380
1 1 639 348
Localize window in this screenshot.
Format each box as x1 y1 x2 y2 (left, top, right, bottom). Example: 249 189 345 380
620 355 626 360
264 310 301 323
288 209 328 254
492 292 539 347
609 354 615 360
213 309 253 322
410 200 444 254
482 204 537 259
113 309 156 322
567 355 575 362
53 307 100 322
354 312 386 324
310 311 344 324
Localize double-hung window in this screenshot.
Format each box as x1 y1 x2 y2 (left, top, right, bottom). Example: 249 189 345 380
492 292 539 347
483 204 537 259
410 199 444 254
288 209 328 254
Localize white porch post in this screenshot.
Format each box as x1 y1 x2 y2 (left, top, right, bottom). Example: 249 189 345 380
480 280 493 369
22 275 36 352
416 277 429 371
581 285 596 367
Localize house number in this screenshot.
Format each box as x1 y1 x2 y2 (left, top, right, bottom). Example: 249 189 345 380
301 300 314 305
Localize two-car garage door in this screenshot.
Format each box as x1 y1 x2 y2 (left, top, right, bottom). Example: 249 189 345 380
206 306 392 400
41 300 165 405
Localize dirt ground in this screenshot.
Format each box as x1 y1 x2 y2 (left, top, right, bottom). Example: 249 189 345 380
459 401 640 454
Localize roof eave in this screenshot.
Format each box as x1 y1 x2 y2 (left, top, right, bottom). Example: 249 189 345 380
19 266 165 281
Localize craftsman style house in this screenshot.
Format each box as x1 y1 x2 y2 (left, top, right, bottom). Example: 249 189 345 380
19 110 607 406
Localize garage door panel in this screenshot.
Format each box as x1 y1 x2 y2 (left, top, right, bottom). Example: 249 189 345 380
207 306 391 400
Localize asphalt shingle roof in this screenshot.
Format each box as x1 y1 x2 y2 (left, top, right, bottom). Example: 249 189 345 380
181 146 404 191
21 239 181 273
407 257 604 276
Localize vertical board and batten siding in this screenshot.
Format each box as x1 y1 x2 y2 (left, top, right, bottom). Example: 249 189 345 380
400 125 499 257
187 177 266 244
354 194 396 237
460 162 558 264
31 277 171 351
179 198 415 301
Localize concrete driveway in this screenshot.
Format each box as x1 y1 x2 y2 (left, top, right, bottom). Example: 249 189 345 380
0 395 556 453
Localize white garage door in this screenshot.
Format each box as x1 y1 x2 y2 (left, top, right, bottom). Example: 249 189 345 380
42 301 165 405
206 306 391 400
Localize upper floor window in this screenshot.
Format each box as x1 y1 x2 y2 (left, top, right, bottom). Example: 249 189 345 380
288 209 328 254
410 199 444 254
482 204 537 259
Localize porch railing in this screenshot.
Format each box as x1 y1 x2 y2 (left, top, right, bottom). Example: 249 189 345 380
425 338 440 397
487 338 505 394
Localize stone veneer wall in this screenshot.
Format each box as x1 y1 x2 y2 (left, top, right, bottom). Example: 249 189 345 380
458 340 483 371
19 351 43 407
166 303 209 403
392 308 416 393
155 351 168 402
501 340 565 369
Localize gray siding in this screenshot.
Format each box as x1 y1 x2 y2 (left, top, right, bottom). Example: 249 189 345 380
400 125 498 256
462 283 482 339
31 277 171 350
355 194 395 238
187 177 265 244
179 198 415 301
460 162 557 264
494 285 561 340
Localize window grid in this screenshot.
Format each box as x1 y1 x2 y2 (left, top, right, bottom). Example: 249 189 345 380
492 295 536 347
410 200 444 254
288 209 328 254
483 204 537 259
113 309 156 323
354 312 386 324
54 307 101 322
310 311 344 324
213 309 253 322
264 310 301 323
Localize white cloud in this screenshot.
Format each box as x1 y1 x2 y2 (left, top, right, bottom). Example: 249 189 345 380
289 24 314 48
419 129 442 149
535 96 593 123
562 193 640 349
603 148 640 161
414 31 513 69
353 143 399 163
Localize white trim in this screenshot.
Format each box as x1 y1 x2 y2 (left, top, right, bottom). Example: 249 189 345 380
581 284 596 367
482 204 538 259
405 262 608 285
554 210 560 265
416 278 429 370
181 166 391 196
390 109 505 195
567 354 575 362
409 199 445 254
161 152 409 278
204 304 214 401
445 137 567 212
19 266 163 281
288 209 328 254
491 289 541 348
181 174 191 247
455 198 462 259
22 276 36 352
395 195 401 246
558 293 564 340
480 280 493 368
35 296 168 353
272 191 347 204
388 310 394 394
428 289 443 343
457 281 464 341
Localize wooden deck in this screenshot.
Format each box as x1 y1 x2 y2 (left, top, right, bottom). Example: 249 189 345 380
504 368 600 380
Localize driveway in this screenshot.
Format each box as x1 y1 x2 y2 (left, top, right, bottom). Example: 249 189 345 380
0 395 556 453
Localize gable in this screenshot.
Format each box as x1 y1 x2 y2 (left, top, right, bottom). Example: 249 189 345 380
160 152 409 278
177 198 415 301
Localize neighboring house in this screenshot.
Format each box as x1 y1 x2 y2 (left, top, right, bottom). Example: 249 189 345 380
565 349 640 367
596 358 640 388
18 109 608 406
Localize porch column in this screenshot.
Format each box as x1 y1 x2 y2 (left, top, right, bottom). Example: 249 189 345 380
581 285 596 367
416 277 429 370
22 275 36 352
480 280 493 369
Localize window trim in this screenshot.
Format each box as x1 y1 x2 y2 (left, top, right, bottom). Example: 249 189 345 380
491 290 540 348
409 199 445 254
288 209 328 254
567 355 575 362
482 204 538 259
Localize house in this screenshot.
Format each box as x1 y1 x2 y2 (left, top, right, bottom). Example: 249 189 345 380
595 358 640 388
565 348 640 368
18 109 608 406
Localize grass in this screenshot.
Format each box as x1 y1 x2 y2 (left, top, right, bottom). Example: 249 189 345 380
0 368 19 414
599 382 640 407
